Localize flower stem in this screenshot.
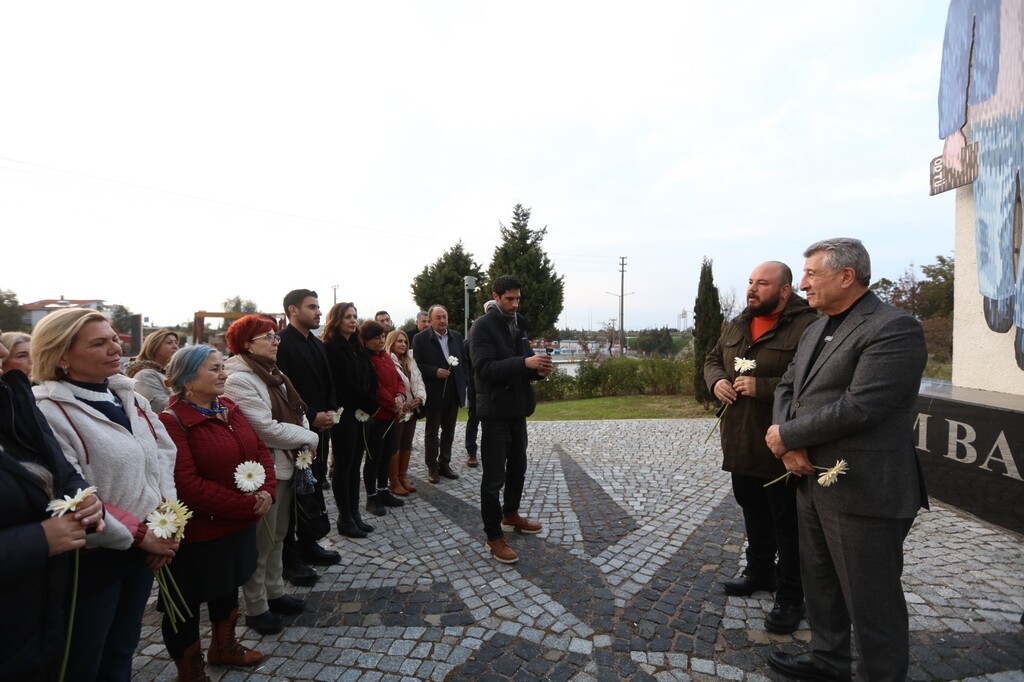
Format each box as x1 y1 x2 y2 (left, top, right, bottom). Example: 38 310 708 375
163 566 193 619
58 548 79 682
763 471 792 488
704 405 728 444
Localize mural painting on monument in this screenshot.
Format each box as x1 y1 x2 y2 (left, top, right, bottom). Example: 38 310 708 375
935 0 1024 371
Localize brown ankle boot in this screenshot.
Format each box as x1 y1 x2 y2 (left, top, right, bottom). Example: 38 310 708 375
389 455 409 496
174 640 212 682
207 608 263 667
398 449 416 492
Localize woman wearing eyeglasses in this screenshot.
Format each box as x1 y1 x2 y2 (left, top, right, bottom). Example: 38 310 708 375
222 315 319 637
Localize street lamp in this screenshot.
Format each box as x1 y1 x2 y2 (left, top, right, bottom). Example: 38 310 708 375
463 275 477 336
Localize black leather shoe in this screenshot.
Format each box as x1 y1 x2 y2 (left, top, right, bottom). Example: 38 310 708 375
300 542 341 566
245 609 283 635
282 561 318 587
438 464 460 480
721 573 777 596
765 602 805 634
379 490 405 507
337 516 367 538
767 651 851 682
268 594 305 615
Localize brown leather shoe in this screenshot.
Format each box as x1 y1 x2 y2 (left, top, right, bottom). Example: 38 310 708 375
466 454 479 468
427 465 440 484
486 537 519 564
500 512 542 534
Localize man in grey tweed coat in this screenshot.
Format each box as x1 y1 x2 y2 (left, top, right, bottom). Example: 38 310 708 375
765 238 928 682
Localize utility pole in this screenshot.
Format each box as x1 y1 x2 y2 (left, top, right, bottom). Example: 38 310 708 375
331 284 339 306
606 256 634 357
618 256 627 356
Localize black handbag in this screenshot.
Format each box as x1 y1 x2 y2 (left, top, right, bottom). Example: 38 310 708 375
294 467 330 542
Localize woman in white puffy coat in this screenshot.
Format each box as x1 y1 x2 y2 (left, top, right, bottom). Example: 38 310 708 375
31 308 178 682
385 330 426 496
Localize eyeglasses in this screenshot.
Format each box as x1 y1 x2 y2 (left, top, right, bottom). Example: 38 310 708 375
250 332 281 344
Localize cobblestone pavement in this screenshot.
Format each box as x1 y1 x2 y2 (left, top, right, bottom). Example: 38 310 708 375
132 419 1024 681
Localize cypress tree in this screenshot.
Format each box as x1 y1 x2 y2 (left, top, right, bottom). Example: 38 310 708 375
488 204 565 337
693 257 725 407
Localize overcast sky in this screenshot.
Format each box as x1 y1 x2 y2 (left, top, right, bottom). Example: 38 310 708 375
1 1 954 331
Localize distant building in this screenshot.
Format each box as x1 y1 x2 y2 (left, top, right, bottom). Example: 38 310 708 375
22 296 106 329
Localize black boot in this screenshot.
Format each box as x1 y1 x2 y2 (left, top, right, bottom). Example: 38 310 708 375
337 514 366 538
365 492 387 517
350 473 374 532
379 487 405 507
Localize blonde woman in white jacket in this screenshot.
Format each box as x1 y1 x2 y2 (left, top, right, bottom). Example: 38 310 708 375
385 329 426 496
223 315 320 636
31 308 178 682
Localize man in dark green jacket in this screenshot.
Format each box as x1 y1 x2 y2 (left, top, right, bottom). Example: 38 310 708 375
704 261 817 634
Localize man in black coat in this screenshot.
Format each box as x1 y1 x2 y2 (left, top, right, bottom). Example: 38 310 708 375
411 304 467 483
276 289 341 582
470 275 552 564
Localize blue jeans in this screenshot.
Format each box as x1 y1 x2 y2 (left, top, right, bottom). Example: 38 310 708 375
480 417 528 540
972 109 1024 326
69 548 154 682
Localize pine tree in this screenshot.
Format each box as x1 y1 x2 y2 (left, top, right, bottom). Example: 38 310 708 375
411 241 486 335
488 204 565 337
693 257 725 407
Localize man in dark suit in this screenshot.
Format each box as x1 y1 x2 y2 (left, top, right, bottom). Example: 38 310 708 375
765 239 928 681
411 305 467 483
276 289 341 583
471 275 552 564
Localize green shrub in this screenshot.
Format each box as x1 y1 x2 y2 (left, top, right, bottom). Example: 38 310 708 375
536 356 695 402
532 366 578 401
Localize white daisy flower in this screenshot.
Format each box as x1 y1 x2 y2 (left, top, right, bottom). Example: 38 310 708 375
234 461 266 493
733 357 757 374
354 409 371 422
817 459 850 487
146 509 180 540
295 449 314 470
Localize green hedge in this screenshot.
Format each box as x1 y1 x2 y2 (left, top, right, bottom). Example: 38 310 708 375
533 357 695 402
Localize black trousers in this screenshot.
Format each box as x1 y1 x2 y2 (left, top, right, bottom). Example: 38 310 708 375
364 419 400 494
731 472 802 606
284 428 329 561
465 386 479 456
424 399 459 467
480 417 528 540
331 416 364 522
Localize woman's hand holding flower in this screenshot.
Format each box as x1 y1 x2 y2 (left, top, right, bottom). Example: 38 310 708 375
41 515 89 556
252 490 273 516
139 528 179 570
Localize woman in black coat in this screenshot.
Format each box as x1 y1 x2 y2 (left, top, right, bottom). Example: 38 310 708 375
321 302 378 538
0 361 105 682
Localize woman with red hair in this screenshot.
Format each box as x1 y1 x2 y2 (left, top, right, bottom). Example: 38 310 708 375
223 315 320 636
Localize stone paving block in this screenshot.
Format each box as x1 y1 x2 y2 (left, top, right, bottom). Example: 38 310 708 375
127 420 1024 681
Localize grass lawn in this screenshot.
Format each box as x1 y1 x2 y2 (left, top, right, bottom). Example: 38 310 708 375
458 395 716 422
